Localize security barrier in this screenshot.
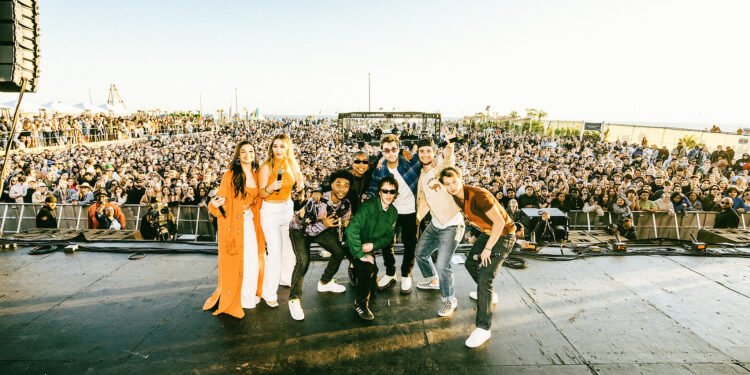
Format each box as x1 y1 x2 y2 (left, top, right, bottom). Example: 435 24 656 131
0 203 216 241
1 203 748 243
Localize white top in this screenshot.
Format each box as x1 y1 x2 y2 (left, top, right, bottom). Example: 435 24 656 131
417 155 463 229
388 166 416 214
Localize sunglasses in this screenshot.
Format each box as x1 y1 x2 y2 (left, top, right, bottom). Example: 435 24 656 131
721 202 731 205
382 147 399 154
353 160 368 164
380 189 397 195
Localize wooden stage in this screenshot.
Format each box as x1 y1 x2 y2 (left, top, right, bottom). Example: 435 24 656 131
0 247 749 374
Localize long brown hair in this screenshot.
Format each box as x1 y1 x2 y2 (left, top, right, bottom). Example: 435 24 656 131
228 140 258 198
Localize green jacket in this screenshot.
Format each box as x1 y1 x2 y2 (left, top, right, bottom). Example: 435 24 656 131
345 198 398 259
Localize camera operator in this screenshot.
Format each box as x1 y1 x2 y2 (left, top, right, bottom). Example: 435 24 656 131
531 210 558 243
140 197 177 240
87 189 126 229
606 216 637 240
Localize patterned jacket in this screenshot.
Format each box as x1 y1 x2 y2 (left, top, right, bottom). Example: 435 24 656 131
290 191 352 237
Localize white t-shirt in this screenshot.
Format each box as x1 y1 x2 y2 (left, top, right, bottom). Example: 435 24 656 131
388 167 416 215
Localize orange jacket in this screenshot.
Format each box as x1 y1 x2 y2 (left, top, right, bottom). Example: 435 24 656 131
203 171 266 319
87 202 126 229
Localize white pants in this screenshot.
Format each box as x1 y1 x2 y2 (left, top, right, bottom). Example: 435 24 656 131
241 209 260 309
260 199 295 301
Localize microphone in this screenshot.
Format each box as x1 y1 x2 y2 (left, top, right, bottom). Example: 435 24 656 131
208 190 226 217
275 168 284 193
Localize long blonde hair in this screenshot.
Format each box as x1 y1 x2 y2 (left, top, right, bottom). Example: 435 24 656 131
264 133 300 176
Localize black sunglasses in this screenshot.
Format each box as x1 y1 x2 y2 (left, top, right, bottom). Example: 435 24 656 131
721 202 731 205
353 160 368 164
380 189 397 195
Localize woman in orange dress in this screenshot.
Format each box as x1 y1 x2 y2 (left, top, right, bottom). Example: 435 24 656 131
203 140 265 318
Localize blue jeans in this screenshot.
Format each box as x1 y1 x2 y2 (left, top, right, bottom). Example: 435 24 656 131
415 222 464 301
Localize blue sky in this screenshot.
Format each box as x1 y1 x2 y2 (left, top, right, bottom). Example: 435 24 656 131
2 0 749 128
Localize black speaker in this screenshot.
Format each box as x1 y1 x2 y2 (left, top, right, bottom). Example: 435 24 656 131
0 0 39 92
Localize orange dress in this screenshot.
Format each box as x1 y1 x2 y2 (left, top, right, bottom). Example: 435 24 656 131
203 171 266 319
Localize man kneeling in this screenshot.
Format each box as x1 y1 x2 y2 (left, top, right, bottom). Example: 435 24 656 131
287 170 354 321
345 176 399 321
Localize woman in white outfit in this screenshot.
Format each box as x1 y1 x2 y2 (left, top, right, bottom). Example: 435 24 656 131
258 134 304 307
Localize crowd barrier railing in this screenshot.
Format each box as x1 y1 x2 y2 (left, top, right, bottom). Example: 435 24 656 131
567 210 749 240
2 204 748 244
0 203 217 242
0 124 215 150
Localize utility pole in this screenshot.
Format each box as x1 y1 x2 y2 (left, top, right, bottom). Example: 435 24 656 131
368 73 371 112
199 92 203 118
88 88 93 105
235 88 238 120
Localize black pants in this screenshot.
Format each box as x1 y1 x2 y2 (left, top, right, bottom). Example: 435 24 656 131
289 228 348 300
382 212 417 277
352 257 379 307
465 232 515 330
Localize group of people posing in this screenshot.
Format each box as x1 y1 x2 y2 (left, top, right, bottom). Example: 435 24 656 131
203 132 516 348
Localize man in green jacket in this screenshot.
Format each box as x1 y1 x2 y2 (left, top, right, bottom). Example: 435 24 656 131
345 175 399 321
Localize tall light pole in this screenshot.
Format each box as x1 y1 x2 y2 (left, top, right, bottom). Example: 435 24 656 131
368 73 371 112
235 88 238 120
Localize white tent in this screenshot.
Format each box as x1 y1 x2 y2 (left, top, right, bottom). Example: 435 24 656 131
73 102 102 112
99 103 130 115
40 101 84 115
2 99 43 114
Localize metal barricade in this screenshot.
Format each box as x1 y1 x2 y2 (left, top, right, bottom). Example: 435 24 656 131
0 203 217 242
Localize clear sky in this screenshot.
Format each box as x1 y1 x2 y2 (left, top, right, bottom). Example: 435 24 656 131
2 0 749 128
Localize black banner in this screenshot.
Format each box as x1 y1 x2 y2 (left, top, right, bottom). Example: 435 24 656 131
584 122 602 131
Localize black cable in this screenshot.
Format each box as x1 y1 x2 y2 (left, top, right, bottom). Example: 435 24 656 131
503 255 528 269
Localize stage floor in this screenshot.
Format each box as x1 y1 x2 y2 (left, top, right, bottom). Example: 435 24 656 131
1 247 749 374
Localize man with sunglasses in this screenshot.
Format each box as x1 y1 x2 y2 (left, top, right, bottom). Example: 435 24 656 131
346 176 399 321
367 134 422 294
439 166 516 348
715 197 740 229
344 151 372 215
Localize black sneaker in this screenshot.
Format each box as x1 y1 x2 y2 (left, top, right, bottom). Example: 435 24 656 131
354 302 374 321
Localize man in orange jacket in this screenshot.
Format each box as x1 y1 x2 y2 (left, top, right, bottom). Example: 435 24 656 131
88 189 126 229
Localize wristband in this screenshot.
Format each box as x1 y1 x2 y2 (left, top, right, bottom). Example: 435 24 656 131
483 247 492 251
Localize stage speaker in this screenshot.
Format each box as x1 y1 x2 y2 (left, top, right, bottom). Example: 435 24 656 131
697 228 750 244
0 0 39 92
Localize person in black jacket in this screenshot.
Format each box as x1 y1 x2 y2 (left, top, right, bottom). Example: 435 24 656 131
517 185 540 208
715 198 740 229
36 196 58 229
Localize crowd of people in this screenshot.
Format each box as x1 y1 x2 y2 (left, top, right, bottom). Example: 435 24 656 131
3 114 750 348
0 112 215 149
1 116 749 231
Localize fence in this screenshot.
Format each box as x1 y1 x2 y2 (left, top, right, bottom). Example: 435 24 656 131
0 122 215 150
566 210 749 240
0 203 217 241
2 203 748 243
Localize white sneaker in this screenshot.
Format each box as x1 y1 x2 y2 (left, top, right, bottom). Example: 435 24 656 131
288 299 305 321
416 280 440 290
377 274 397 289
469 291 498 304
438 298 458 317
400 276 412 295
320 250 332 258
318 279 346 293
465 328 491 348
